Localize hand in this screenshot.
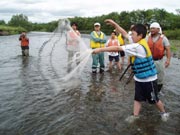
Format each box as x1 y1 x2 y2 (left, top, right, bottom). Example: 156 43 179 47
95 38 101 42
100 39 104 43
104 19 116 26
165 59 170 68
92 48 101 54
20 35 25 38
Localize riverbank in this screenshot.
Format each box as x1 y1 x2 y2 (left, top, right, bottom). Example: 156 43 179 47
170 40 180 58
0 25 26 36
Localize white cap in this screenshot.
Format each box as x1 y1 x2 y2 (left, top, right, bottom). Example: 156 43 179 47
150 22 162 34
150 22 160 29
94 22 101 26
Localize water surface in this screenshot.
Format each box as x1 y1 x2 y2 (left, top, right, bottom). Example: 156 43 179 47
0 32 179 135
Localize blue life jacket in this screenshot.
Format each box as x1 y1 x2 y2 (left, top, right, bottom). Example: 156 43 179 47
130 39 157 79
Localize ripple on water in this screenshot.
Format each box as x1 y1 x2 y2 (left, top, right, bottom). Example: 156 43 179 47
0 34 180 135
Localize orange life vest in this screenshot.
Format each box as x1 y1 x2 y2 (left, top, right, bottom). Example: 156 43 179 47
107 39 119 47
67 30 80 45
107 38 119 52
20 37 29 47
148 35 164 59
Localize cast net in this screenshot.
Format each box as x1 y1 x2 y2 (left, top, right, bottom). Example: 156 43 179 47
38 19 92 94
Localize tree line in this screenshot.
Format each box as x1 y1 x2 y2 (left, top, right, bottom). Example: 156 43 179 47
0 8 180 39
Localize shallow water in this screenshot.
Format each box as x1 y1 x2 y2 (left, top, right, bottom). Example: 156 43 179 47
0 32 180 135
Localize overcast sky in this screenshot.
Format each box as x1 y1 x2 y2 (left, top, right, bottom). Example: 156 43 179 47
0 0 179 23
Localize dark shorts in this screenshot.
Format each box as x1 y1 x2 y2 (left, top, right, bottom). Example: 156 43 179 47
134 80 159 104
119 51 125 57
21 46 29 50
109 55 119 62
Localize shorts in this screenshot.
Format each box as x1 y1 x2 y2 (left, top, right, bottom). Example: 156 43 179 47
119 51 125 57
21 46 29 50
134 80 159 104
109 55 119 62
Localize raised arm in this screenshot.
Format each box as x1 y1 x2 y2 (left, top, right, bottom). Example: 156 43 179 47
104 19 129 39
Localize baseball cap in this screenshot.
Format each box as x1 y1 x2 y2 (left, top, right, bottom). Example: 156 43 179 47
94 22 101 26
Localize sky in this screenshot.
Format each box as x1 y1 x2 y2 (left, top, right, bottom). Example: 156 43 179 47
0 0 179 23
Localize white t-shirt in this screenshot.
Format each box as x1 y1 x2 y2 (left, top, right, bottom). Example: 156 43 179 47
127 33 134 44
121 43 157 82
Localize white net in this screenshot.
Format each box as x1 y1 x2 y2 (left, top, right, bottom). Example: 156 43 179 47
38 19 92 94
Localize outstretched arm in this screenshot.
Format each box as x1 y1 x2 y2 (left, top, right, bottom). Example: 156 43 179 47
104 19 129 39
92 46 123 54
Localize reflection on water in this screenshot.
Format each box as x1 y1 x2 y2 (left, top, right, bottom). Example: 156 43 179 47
0 33 180 135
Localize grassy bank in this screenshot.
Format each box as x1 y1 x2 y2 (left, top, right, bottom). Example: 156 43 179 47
170 40 180 58
0 25 26 35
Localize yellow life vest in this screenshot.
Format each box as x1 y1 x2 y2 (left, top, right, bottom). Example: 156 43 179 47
117 34 125 45
90 31 105 48
130 39 152 63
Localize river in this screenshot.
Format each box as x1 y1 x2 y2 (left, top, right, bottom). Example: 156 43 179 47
0 32 179 135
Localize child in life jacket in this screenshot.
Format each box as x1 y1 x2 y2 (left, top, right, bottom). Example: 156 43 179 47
92 19 169 123
106 31 121 72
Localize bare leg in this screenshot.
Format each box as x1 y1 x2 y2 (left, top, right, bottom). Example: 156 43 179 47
155 100 165 113
156 100 169 121
109 61 113 71
116 61 121 71
133 100 141 116
121 56 124 65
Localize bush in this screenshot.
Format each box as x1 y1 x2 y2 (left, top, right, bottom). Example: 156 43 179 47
0 25 27 35
164 29 180 40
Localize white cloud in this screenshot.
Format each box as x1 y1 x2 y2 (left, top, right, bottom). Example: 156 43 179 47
0 0 179 23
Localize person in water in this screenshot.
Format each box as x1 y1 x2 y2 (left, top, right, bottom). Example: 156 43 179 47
147 22 171 92
90 22 107 74
19 31 29 56
66 22 81 72
92 19 169 123
115 29 126 66
106 31 121 71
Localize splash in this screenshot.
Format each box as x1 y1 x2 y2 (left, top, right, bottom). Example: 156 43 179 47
38 19 92 94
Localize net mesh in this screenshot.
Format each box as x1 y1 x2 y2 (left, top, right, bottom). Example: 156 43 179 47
38 19 92 94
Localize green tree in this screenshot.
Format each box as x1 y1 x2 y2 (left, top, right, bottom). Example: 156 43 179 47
0 20 6 25
8 14 31 31
119 11 131 30
175 9 180 15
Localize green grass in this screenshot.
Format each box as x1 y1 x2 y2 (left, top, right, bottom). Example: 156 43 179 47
0 25 26 35
170 40 180 58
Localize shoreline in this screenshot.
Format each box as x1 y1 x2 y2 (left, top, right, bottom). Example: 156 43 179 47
0 30 9 36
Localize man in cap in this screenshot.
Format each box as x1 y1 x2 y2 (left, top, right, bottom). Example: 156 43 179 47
147 22 171 92
90 22 107 74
